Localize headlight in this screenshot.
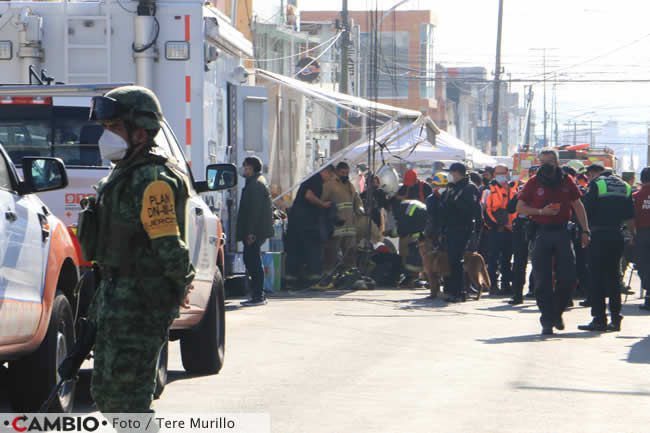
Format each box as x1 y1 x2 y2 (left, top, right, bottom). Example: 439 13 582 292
0 41 12 60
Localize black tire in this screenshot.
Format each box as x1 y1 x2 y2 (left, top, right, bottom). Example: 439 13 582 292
180 269 226 374
153 341 168 399
8 292 76 413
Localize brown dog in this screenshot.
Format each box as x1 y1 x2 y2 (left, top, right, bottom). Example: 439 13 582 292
417 236 490 300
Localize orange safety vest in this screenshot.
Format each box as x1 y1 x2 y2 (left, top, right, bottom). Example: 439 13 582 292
486 182 516 230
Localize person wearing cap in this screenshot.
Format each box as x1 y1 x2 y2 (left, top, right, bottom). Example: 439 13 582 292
516 148 590 335
425 172 448 248
440 162 482 302
577 164 635 332
83 86 195 413
485 164 516 295
634 167 650 311
396 169 433 203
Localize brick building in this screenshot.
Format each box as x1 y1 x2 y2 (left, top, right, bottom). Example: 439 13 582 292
301 10 438 120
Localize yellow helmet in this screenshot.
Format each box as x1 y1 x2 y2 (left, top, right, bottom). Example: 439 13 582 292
431 171 448 186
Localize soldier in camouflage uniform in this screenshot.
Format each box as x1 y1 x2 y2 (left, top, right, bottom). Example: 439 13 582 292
82 86 195 413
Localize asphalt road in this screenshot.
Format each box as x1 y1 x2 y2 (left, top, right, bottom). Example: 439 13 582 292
2 285 650 433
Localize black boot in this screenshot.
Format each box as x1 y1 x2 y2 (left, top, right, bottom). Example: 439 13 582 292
508 296 524 305
607 316 623 332
578 319 607 332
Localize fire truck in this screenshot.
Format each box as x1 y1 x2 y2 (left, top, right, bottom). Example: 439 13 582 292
0 0 269 273
512 144 618 181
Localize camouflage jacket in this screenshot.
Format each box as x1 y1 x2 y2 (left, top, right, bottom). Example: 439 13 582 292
94 150 195 307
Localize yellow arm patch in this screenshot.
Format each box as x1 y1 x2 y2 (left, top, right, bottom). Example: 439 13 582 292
140 180 181 240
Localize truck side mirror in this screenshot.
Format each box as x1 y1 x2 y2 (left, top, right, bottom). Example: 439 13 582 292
195 163 238 193
20 157 69 195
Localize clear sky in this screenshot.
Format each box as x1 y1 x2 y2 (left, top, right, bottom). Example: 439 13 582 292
298 0 650 143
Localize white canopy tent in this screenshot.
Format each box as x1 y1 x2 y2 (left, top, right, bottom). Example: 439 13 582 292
436 130 497 168
343 119 465 164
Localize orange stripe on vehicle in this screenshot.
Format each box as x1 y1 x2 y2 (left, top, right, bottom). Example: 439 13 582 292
186 118 192 145
185 76 191 102
185 15 190 41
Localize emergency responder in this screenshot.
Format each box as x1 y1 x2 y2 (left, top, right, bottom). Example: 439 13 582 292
425 172 448 245
285 166 336 287
237 156 274 306
84 86 195 413
320 162 364 273
441 163 482 303
388 198 429 287
635 167 650 311
506 179 530 305
577 164 635 332
485 164 516 295
396 169 433 203
516 148 590 335
478 166 495 263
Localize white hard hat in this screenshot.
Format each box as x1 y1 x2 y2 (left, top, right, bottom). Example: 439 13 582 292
376 164 400 197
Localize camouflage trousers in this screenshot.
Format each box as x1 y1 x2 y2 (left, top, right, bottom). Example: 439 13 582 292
89 278 176 413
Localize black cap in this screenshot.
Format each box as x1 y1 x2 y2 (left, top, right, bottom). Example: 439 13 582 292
449 162 467 175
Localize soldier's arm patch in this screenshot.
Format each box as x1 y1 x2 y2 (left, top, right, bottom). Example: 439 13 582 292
140 180 181 239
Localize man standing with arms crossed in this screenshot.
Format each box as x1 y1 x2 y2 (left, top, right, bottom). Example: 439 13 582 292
516 149 590 335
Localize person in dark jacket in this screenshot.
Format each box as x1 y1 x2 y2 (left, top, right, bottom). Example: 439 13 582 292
285 165 336 286
237 156 274 306
441 162 482 302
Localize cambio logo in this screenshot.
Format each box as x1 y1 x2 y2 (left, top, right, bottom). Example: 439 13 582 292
6 416 104 432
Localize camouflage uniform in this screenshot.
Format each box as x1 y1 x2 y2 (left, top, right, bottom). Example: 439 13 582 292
84 86 195 413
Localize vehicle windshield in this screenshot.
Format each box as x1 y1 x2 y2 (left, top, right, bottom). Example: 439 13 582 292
0 105 107 168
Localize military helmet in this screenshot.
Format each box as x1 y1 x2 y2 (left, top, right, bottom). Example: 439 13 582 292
431 171 448 186
90 85 163 130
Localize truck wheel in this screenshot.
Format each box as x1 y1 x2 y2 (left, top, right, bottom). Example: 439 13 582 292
153 342 168 399
8 292 76 413
180 270 226 374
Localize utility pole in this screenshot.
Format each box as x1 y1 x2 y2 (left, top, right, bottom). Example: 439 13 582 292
590 120 594 146
553 75 559 148
339 0 350 151
542 49 547 148
573 121 577 146
490 0 504 156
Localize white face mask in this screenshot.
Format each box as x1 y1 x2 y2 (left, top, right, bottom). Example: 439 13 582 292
98 129 129 162
239 166 247 177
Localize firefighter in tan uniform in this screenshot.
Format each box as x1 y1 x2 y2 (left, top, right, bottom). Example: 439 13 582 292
320 162 364 276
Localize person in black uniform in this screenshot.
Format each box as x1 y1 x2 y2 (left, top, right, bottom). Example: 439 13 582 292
440 163 482 303
506 180 531 305
285 166 336 286
578 164 635 332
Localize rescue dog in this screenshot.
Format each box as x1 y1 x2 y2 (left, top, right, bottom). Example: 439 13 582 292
417 236 490 300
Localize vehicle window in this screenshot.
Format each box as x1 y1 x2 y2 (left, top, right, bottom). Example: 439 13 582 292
153 128 181 164
0 105 107 168
160 122 189 171
0 151 13 190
